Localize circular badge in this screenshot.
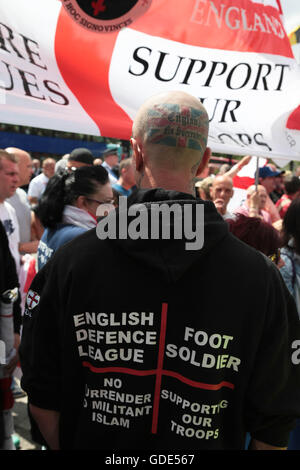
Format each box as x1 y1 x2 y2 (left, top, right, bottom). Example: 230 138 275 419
61 0 152 33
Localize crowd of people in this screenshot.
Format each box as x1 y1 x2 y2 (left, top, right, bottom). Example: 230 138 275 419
0 90 300 451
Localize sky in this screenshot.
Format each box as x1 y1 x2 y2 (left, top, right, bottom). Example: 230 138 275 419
280 0 300 33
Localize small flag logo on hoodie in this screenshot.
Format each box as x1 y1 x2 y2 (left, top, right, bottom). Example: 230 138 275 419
26 290 40 310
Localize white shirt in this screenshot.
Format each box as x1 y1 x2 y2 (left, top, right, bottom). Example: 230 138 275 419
28 172 49 200
223 211 235 221
102 161 118 185
0 201 20 274
7 188 31 243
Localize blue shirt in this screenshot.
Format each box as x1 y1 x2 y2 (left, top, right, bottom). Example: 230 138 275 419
112 183 132 197
37 224 87 270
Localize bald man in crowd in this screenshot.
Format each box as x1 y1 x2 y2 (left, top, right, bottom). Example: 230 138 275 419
210 174 234 219
20 91 300 451
233 184 272 224
6 147 39 254
27 158 55 206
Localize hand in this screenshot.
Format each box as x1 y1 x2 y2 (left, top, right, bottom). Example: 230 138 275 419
249 438 287 450
249 190 260 209
4 334 21 376
19 240 40 254
238 155 252 168
4 350 19 376
225 156 252 178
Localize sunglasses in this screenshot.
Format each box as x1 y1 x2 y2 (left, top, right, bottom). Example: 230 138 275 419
86 197 115 206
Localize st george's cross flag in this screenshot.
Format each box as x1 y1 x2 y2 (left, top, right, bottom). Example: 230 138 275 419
0 0 299 161
227 155 268 213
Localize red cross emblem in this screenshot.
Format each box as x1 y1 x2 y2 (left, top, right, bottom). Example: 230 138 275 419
26 290 40 310
91 0 106 16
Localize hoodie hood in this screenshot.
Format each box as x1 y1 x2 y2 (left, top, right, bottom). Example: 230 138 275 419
97 188 229 283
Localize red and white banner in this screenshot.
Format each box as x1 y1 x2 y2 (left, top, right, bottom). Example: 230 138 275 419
0 0 300 160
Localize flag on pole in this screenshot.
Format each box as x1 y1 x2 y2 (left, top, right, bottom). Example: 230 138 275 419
228 156 268 212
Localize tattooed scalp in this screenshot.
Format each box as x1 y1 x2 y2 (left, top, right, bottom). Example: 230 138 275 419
144 103 208 153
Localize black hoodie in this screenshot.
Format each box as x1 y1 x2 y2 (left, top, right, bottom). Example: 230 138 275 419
19 189 300 450
0 221 21 334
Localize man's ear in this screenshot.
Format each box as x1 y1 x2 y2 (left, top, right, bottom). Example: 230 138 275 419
196 147 211 177
130 137 144 172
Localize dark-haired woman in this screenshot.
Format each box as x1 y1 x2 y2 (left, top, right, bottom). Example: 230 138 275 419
36 165 113 270
280 198 300 315
228 214 290 450
279 198 300 450
227 213 284 268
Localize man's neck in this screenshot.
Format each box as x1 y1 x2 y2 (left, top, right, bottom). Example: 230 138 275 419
138 169 195 196
117 177 132 191
104 159 116 170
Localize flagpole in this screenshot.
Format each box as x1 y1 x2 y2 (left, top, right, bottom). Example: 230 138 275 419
255 157 259 190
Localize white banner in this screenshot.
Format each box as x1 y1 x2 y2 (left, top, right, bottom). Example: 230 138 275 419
0 0 299 161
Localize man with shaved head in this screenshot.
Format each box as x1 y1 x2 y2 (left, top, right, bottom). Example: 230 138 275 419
6 147 39 255
20 91 300 451
6 147 33 190
131 91 210 192
27 157 56 206
210 174 234 219
233 184 272 224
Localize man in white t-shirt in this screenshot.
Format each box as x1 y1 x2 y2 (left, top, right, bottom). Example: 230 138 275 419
6 147 39 254
0 150 21 274
28 158 55 206
210 174 234 220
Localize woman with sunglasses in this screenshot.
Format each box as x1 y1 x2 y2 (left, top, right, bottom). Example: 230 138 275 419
36 165 113 270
